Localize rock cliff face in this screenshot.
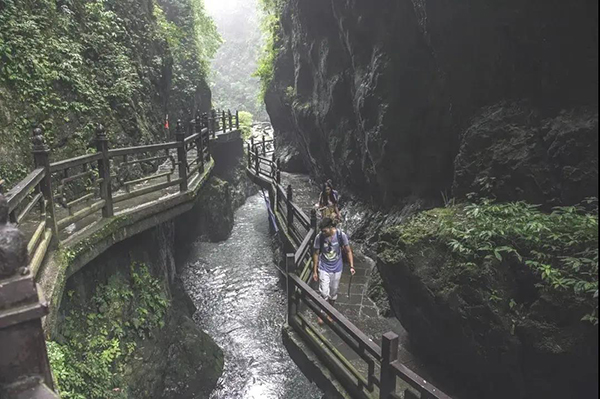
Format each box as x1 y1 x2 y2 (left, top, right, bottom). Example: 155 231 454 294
266 0 598 207
0 0 214 187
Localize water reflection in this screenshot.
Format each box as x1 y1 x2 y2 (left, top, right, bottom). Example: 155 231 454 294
182 194 322 399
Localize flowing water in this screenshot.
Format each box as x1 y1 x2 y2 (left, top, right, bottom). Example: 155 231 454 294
181 194 323 399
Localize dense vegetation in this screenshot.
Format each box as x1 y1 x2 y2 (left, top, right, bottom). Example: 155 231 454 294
254 0 282 102
206 0 267 120
383 199 599 324
0 0 220 188
47 263 169 398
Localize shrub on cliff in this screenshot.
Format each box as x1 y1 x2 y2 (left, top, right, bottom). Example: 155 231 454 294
383 199 598 322
47 263 169 398
0 0 220 188
378 198 598 398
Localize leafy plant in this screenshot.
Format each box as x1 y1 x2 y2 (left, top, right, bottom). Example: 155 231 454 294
254 0 283 101
47 263 169 398
390 198 599 324
238 111 253 139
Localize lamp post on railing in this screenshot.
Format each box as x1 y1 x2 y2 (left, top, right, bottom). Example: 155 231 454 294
95 125 114 218
287 185 294 230
175 120 188 192
31 127 58 238
0 195 59 398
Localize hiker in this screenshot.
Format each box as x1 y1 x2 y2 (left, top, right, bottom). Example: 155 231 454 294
326 179 340 203
312 217 355 324
317 182 341 223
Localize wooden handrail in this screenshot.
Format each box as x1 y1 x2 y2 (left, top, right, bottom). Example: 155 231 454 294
390 361 452 399
6 168 45 213
108 141 180 158
289 274 382 360
294 227 314 264
50 153 102 173
246 156 452 399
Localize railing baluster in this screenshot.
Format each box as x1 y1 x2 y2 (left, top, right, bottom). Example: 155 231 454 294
221 110 226 133
175 120 188 192
195 113 205 175
380 332 399 399
247 143 252 169
286 253 297 323
287 185 294 231
228 109 233 131
276 159 281 185
236 110 240 129
31 127 58 239
262 136 266 155
95 124 113 218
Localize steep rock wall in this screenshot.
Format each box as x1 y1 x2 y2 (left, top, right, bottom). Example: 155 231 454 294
0 0 214 187
266 0 598 207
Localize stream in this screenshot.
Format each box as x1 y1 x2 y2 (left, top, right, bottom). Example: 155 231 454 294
181 194 323 399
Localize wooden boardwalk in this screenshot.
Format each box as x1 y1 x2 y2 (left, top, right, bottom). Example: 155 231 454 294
2 111 240 333
246 142 451 399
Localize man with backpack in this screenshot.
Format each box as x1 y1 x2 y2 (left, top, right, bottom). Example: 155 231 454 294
312 217 355 324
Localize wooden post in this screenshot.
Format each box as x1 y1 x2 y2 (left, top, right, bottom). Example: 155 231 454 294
262 135 266 155
31 127 58 238
175 120 188 192
268 186 276 214
195 113 204 174
95 124 113 218
221 110 226 133
254 146 260 175
0 199 58 397
286 253 297 323
235 110 240 129
250 136 255 154
287 184 294 230
228 109 233 131
276 159 281 184
380 332 399 399
210 109 217 138
247 143 252 169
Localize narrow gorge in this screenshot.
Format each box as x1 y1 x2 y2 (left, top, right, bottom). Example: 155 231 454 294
0 0 597 399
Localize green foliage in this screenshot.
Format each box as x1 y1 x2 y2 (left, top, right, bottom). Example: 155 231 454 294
390 199 599 324
254 0 283 101
0 0 220 188
47 263 169 398
238 111 254 139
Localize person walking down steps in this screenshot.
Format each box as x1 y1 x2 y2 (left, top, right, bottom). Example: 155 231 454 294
317 182 341 223
312 217 355 325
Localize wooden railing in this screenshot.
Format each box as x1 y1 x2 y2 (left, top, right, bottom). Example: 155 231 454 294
247 145 451 399
2 110 238 278
209 108 240 138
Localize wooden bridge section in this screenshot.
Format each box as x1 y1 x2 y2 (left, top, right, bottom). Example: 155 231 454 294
247 141 451 399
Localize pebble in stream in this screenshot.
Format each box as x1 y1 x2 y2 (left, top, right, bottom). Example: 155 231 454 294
182 194 323 399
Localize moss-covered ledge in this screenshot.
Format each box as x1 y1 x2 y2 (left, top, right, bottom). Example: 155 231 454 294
39 159 215 336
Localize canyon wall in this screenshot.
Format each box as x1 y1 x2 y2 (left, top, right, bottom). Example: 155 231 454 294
266 0 598 207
